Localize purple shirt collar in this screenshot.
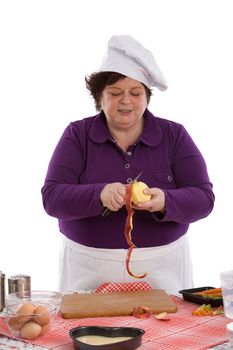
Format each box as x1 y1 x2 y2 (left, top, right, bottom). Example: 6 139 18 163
89 108 163 147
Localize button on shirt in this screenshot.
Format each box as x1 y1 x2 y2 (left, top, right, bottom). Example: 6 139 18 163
41 109 214 248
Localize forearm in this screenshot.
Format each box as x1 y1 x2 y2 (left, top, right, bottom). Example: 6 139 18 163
159 186 215 224
41 182 106 220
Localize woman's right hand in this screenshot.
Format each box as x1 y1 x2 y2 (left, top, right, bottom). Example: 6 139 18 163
100 182 126 211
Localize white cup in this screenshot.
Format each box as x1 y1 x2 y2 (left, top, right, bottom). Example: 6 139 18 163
220 270 233 319
226 322 233 343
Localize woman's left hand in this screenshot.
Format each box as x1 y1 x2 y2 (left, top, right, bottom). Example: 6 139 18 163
133 187 165 213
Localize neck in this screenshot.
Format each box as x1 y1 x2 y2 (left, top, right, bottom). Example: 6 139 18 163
109 120 144 152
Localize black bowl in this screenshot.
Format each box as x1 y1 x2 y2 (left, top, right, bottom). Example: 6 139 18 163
179 286 223 307
69 326 145 350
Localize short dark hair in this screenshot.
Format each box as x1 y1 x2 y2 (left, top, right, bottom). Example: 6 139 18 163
85 71 152 111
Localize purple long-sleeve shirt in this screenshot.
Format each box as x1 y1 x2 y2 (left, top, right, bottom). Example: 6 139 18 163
41 109 214 248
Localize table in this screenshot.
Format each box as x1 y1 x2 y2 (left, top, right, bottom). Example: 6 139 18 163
0 335 49 349
1 295 232 350
0 334 232 349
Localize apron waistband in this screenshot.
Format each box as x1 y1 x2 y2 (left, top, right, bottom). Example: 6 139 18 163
61 234 188 262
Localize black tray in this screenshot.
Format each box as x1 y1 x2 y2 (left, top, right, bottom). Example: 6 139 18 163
69 326 145 350
179 286 223 307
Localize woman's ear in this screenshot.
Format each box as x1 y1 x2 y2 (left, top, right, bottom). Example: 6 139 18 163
98 100 102 111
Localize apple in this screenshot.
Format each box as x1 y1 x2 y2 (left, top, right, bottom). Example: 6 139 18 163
132 181 151 205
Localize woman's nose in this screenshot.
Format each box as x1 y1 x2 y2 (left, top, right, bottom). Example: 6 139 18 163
120 93 131 104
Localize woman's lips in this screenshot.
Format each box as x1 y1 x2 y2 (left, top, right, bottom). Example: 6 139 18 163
118 109 133 114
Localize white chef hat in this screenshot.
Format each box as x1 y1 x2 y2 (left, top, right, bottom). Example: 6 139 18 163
99 35 168 91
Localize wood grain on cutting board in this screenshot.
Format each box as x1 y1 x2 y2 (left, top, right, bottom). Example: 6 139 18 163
61 289 177 319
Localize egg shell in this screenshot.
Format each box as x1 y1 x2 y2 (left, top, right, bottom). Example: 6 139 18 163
41 323 51 335
16 303 35 316
20 321 42 339
33 305 51 326
8 315 25 331
15 303 35 326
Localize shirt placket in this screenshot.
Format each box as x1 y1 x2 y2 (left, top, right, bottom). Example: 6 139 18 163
124 145 136 184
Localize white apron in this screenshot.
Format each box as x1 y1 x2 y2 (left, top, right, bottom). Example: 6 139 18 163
58 234 194 296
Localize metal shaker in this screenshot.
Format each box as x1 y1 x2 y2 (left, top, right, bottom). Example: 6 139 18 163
0 271 5 311
8 274 31 296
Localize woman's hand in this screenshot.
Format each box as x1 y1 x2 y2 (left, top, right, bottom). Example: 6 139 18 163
133 187 165 213
100 182 126 211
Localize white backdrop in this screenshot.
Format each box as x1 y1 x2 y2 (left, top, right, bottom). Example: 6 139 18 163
0 0 232 292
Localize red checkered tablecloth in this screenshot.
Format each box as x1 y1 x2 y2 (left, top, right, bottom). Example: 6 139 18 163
0 283 230 350
95 281 152 293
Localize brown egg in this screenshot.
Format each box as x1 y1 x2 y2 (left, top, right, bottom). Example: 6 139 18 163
33 305 50 326
16 302 35 315
40 323 50 335
8 315 25 331
20 321 42 339
15 303 35 325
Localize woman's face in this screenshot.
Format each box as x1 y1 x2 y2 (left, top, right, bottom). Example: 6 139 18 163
100 77 148 131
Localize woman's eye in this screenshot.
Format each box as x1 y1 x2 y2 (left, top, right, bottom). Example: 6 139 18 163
110 92 121 96
108 91 142 97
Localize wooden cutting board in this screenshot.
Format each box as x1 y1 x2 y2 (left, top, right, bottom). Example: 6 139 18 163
61 289 177 319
